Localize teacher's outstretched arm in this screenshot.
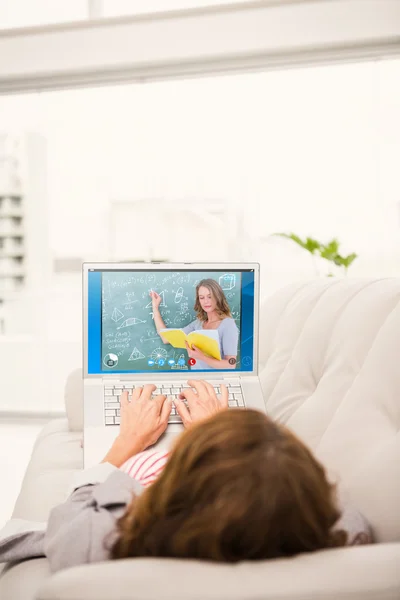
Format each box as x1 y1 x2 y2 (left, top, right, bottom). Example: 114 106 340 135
150 291 169 344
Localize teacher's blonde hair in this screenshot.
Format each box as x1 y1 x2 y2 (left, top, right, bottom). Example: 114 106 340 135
194 278 232 322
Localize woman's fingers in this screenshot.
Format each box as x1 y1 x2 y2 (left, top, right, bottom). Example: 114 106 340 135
140 384 157 400
131 386 143 402
153 392 166 405
123 384 156 406
196 380 228 408
152 394 168 417
178 387 198 405
187 379 207 396
120 389 130 407
203 380 217 397
219 384 229 407
160 396 173 422
174 399 192 427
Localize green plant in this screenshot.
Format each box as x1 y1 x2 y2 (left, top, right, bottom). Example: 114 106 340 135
273 233 357 276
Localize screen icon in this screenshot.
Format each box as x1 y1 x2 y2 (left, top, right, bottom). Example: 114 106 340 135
103 353 118 368
147 359 155 366
168 358 175 366
188 358 196 366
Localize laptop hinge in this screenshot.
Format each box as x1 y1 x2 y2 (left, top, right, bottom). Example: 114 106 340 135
101 373 254 382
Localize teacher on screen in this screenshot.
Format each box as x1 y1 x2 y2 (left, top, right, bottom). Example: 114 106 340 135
150 279 239 370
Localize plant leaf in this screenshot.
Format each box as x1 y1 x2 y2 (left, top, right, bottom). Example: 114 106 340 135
273 233 320 253
325 238 340 254
341 253 358 268
319 238 340 261
333 255 343 266
273 232 305 248
272 234 357 270
304 237 320 254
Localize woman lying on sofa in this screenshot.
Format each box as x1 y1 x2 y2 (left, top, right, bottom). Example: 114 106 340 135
0 381 371 570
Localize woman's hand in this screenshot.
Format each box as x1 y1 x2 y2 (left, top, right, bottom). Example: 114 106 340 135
102 384 172 467
185 341 206 362
174 379 228 427
150 290 162 309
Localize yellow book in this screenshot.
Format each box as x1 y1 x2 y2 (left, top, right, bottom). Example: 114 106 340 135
159 328 221 360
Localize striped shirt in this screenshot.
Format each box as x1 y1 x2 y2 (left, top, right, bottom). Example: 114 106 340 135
120 450 169 487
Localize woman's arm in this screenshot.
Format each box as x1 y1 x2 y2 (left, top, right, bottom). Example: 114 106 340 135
333 504 372 546
153 307 167 337
44 467 143 572
45 385 172 572
150 291 168 343
0 387 171 570
104 384 172 467
220 319 239 368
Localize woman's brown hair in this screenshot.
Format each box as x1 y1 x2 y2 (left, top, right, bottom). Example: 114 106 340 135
194 279 232 322
111 410 346 562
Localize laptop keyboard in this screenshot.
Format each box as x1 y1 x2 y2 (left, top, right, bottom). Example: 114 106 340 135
104 382 245 426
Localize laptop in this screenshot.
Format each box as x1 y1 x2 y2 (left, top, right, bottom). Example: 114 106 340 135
83 262 266 467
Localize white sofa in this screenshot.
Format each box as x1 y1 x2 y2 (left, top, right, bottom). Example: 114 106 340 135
1 278 399 600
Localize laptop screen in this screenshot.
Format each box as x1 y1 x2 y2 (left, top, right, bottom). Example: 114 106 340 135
87 268 255 374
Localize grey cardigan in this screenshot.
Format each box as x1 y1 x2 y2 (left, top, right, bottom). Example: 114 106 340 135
0 463 372 572
0 464 144 572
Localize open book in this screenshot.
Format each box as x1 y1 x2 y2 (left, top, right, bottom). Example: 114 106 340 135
159 328 221 360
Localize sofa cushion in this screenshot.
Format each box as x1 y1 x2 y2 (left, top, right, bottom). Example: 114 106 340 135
259 278 400 543
37 544 400 600
12 420 82 523
1 421 81 600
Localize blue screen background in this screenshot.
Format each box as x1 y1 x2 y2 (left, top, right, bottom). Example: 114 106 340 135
87 269 255 374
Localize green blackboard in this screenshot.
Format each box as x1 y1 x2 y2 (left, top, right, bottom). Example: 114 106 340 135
101 270 242 371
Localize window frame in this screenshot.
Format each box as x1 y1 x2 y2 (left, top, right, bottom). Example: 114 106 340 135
0 0 399 94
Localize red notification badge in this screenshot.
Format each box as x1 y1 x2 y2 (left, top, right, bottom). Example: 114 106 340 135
188 358 196 366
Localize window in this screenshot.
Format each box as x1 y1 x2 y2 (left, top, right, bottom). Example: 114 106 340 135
0 58 399 411
0 0 253 30
103 0 255 17
0 1 87 29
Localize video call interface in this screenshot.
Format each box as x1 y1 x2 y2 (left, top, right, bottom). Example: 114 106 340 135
87 269 255 374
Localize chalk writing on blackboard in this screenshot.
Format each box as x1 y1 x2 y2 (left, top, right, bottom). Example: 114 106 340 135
101 270 242 371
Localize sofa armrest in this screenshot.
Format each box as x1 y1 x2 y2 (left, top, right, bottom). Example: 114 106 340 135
0 559 50 600
37 543 400 600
